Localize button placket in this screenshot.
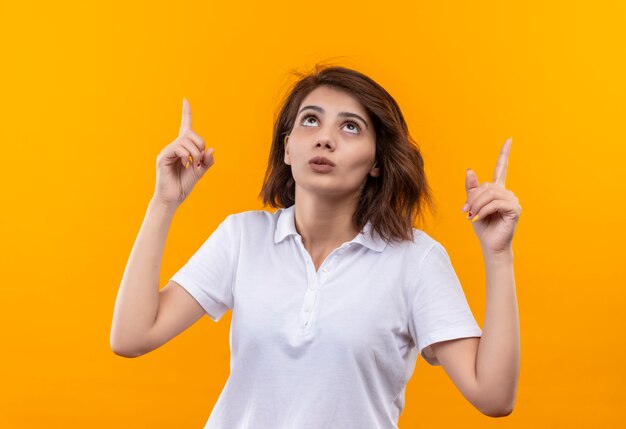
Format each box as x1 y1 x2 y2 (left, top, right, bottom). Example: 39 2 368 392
302 288 317 327
296 237 353 331
318 251 341 284
295 236 321 331
303 289 316 309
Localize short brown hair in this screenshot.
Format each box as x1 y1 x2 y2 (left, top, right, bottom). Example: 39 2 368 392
259 63 436 244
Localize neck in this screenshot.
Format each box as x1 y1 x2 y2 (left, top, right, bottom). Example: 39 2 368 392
293 186 361 251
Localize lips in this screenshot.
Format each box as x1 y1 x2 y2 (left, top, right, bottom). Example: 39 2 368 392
309 156 336 166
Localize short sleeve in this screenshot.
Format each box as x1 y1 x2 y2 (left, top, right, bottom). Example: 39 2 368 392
408 242 482 366
169 214 239 322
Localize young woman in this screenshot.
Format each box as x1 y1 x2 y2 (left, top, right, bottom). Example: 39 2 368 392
111 65 521 428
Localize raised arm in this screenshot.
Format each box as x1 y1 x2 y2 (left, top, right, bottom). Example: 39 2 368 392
429 138 521 416
110 99 215 357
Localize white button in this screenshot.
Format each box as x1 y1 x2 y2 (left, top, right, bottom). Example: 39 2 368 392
304 304 312 312
323 267 328 272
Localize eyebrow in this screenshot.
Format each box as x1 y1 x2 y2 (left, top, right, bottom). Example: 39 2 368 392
297 105 369 130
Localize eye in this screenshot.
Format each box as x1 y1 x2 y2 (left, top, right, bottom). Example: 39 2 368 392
301 114 319 127
301 114 362 134
343 121 361 134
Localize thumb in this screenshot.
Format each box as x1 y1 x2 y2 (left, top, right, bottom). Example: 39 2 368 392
461 168 479 213
199 147 215 171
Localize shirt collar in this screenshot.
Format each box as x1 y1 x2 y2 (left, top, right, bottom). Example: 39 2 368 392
274 204 388 253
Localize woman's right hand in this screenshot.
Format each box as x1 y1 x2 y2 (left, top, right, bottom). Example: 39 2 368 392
152 98 215 209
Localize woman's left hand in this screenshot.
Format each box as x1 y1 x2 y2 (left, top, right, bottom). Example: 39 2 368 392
461 138 522 254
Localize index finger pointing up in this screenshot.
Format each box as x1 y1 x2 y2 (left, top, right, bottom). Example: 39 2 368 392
179 98 192 136
493 137 512 187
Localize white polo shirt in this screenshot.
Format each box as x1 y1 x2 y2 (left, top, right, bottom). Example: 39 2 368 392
170 204 482 429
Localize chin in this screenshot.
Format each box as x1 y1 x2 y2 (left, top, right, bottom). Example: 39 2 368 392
296 181 361 199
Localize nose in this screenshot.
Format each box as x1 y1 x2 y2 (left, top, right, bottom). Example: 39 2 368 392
316 139 334 150
315 130 336 150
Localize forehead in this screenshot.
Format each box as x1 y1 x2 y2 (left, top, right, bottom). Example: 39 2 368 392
299 85 368 117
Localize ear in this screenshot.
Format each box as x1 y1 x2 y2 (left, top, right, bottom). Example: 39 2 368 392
369 161 380 177
284 135 291 165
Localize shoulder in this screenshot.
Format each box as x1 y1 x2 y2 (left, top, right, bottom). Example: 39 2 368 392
379 228 456 284
222 208 285 240
386 227 444 260
226 208 281 227
208 209 280 252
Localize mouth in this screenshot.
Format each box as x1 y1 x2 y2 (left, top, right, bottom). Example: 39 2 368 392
309 156 336 166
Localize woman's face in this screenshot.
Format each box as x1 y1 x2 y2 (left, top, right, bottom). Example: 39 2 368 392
284 85 379 199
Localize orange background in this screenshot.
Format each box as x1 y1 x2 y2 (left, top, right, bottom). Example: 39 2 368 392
1 0 624 427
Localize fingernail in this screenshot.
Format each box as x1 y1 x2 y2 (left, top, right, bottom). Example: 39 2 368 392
462 203 469 213
471 215 480 223
185 160 190 168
